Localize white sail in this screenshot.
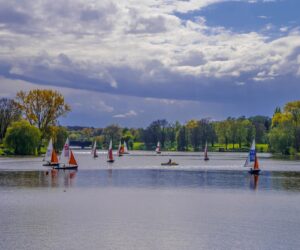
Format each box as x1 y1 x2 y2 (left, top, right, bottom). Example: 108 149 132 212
107 139 114 161
244 139 256 168
44 138 53 162
124 141 129 153
118 141 121 152
60 138 70 166
155 141 161 153
204 141 209 160
92 141 97 156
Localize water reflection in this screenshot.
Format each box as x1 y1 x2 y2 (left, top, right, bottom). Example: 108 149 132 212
249 174 259 191
43 169 77 188
1 169 300 192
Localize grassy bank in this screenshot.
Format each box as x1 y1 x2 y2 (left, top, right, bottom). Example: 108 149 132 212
132 142 270 153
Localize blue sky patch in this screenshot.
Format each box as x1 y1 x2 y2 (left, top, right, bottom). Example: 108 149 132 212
176 0 300 35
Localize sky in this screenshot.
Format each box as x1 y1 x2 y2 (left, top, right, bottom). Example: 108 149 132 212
0 0 300 127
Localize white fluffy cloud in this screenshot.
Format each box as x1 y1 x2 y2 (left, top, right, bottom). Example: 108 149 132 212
113 110 137 118
1 0 298 88
0 0 299 125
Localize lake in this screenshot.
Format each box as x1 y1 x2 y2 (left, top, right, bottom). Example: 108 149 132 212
1 151 300 250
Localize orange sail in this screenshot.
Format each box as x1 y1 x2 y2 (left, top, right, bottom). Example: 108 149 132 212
254 154 259 170
51 150 59 164
119 145 124 154
69 150 78 166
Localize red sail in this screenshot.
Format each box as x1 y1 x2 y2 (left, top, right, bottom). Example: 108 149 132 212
108 149 114 161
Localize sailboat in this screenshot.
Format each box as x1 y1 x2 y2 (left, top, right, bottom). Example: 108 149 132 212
55 138 78 170
91 141 98 158
155 141 161 154
244 139 260 174
43 138 59 166
118 141 124 156
204 141 209 161
123 141 129 154
107 139 115 163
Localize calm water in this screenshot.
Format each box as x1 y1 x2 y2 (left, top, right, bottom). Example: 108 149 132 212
1 151 300 250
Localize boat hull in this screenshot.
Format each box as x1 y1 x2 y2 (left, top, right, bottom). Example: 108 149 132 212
161 163 178 166
43 163 59 167
249 169 261 175
53 165 78 170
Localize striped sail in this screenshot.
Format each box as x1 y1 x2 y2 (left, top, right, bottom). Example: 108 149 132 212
244 139 256 168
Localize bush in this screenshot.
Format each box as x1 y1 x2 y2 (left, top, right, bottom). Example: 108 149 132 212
4 120 41 155
133 142 145 150
268 127 292 154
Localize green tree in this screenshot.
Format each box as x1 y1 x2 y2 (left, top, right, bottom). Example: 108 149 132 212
198 119 215 149
271 101 300 153
143 120 169 150
249 116 271 143
4 120 41 155
268 127 292 154
176 126 187 151
16 89 71 139
186 120 200 151
122 129 134 149
236 118 254 148
103 124 122 148
52 126 68 151
215 120 230 150
0 98 21 141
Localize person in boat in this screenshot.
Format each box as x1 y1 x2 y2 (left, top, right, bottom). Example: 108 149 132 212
162 159 178 165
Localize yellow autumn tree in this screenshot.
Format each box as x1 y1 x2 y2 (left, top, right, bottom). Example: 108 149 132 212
16 89 71 139
269 100 300 153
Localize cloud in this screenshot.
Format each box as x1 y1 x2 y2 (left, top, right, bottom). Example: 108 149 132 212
113 110 138 118
0 0 300 126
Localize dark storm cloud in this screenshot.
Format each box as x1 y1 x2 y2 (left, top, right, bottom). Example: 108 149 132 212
0 6 30 24
1 51 300 112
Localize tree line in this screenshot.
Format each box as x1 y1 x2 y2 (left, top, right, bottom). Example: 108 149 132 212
69 116 269 152
0 89 299 155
